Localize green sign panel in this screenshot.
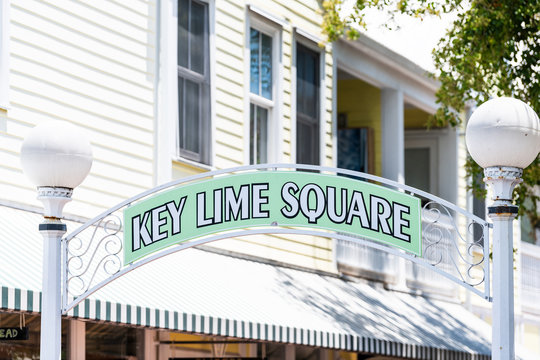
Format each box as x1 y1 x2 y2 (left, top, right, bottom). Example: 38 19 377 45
124 172 422 264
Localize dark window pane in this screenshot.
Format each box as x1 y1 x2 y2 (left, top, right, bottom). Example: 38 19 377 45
296 44 320 165
297 48 305 112
190 1 205 74
338 128 369 173
296 120 311 164
250 28 260 95
297 115 319 165
261 32 272 99
257 106 268 163
184 79 200 154
178 0 189 68
250 104 268 164
297 45 319 118
178 76 184 147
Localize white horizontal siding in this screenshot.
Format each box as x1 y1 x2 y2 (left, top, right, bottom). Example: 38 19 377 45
2 0 156 217
10 18 151 90
215 62 243 87
10 72 153 128
106 0 154 20
16 0 153 59
11 5 152 76
10 57 153 117
8 89 153 146
214 127 243 151
10 41 153 103
59 0 153 40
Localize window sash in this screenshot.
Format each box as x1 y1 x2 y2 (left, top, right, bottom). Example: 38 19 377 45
296 43 320 165
249 28 272 100
250 104 268 164
178 0 208 75
177 0 210 164
296 113 319 165
296 44 319 119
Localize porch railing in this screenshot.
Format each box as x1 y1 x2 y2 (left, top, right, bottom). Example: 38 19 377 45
521 241 540 313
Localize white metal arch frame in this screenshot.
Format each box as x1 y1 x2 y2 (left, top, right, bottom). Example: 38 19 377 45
62 164 491 314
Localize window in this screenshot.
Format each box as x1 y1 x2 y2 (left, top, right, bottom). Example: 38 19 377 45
337 114 374 174
250 28 272 100
250 103 268 164
177 0 210 164
296 43 320 165
248 25 275 164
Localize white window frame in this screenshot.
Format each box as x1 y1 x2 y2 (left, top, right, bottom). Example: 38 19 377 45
177 0 213 165
292 29 325 165
0 0 9 110
244 10 283 164
156 0 215 182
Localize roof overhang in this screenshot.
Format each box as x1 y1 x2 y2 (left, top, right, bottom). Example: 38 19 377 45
334 35 440 114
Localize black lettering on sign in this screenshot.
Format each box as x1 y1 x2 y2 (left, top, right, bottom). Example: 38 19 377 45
132 196 187 251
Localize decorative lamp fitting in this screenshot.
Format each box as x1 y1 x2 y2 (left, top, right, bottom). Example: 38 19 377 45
20 121 93 218
466 97 539 169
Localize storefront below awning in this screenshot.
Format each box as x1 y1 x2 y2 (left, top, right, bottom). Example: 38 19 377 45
0 204 492 359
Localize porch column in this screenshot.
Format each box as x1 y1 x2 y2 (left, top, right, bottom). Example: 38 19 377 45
137 329 157 360
381 88 404 184
158 331 172 360
68 320 85 360
284 344 295 360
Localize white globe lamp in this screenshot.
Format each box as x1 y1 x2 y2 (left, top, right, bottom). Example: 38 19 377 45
20 120 93 217
466 97 539 170
466 97 539 201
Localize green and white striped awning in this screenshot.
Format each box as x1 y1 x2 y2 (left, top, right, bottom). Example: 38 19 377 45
0 285 491 360
0 204 493 359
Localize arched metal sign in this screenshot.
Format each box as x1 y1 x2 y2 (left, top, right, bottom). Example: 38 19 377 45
124 171 422 264
62 164 490 314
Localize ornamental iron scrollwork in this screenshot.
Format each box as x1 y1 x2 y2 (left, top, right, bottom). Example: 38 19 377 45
65 213 123 298
419 201 487 290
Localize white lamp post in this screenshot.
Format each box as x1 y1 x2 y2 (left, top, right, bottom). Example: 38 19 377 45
466 97 540 360
20 121 92 360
